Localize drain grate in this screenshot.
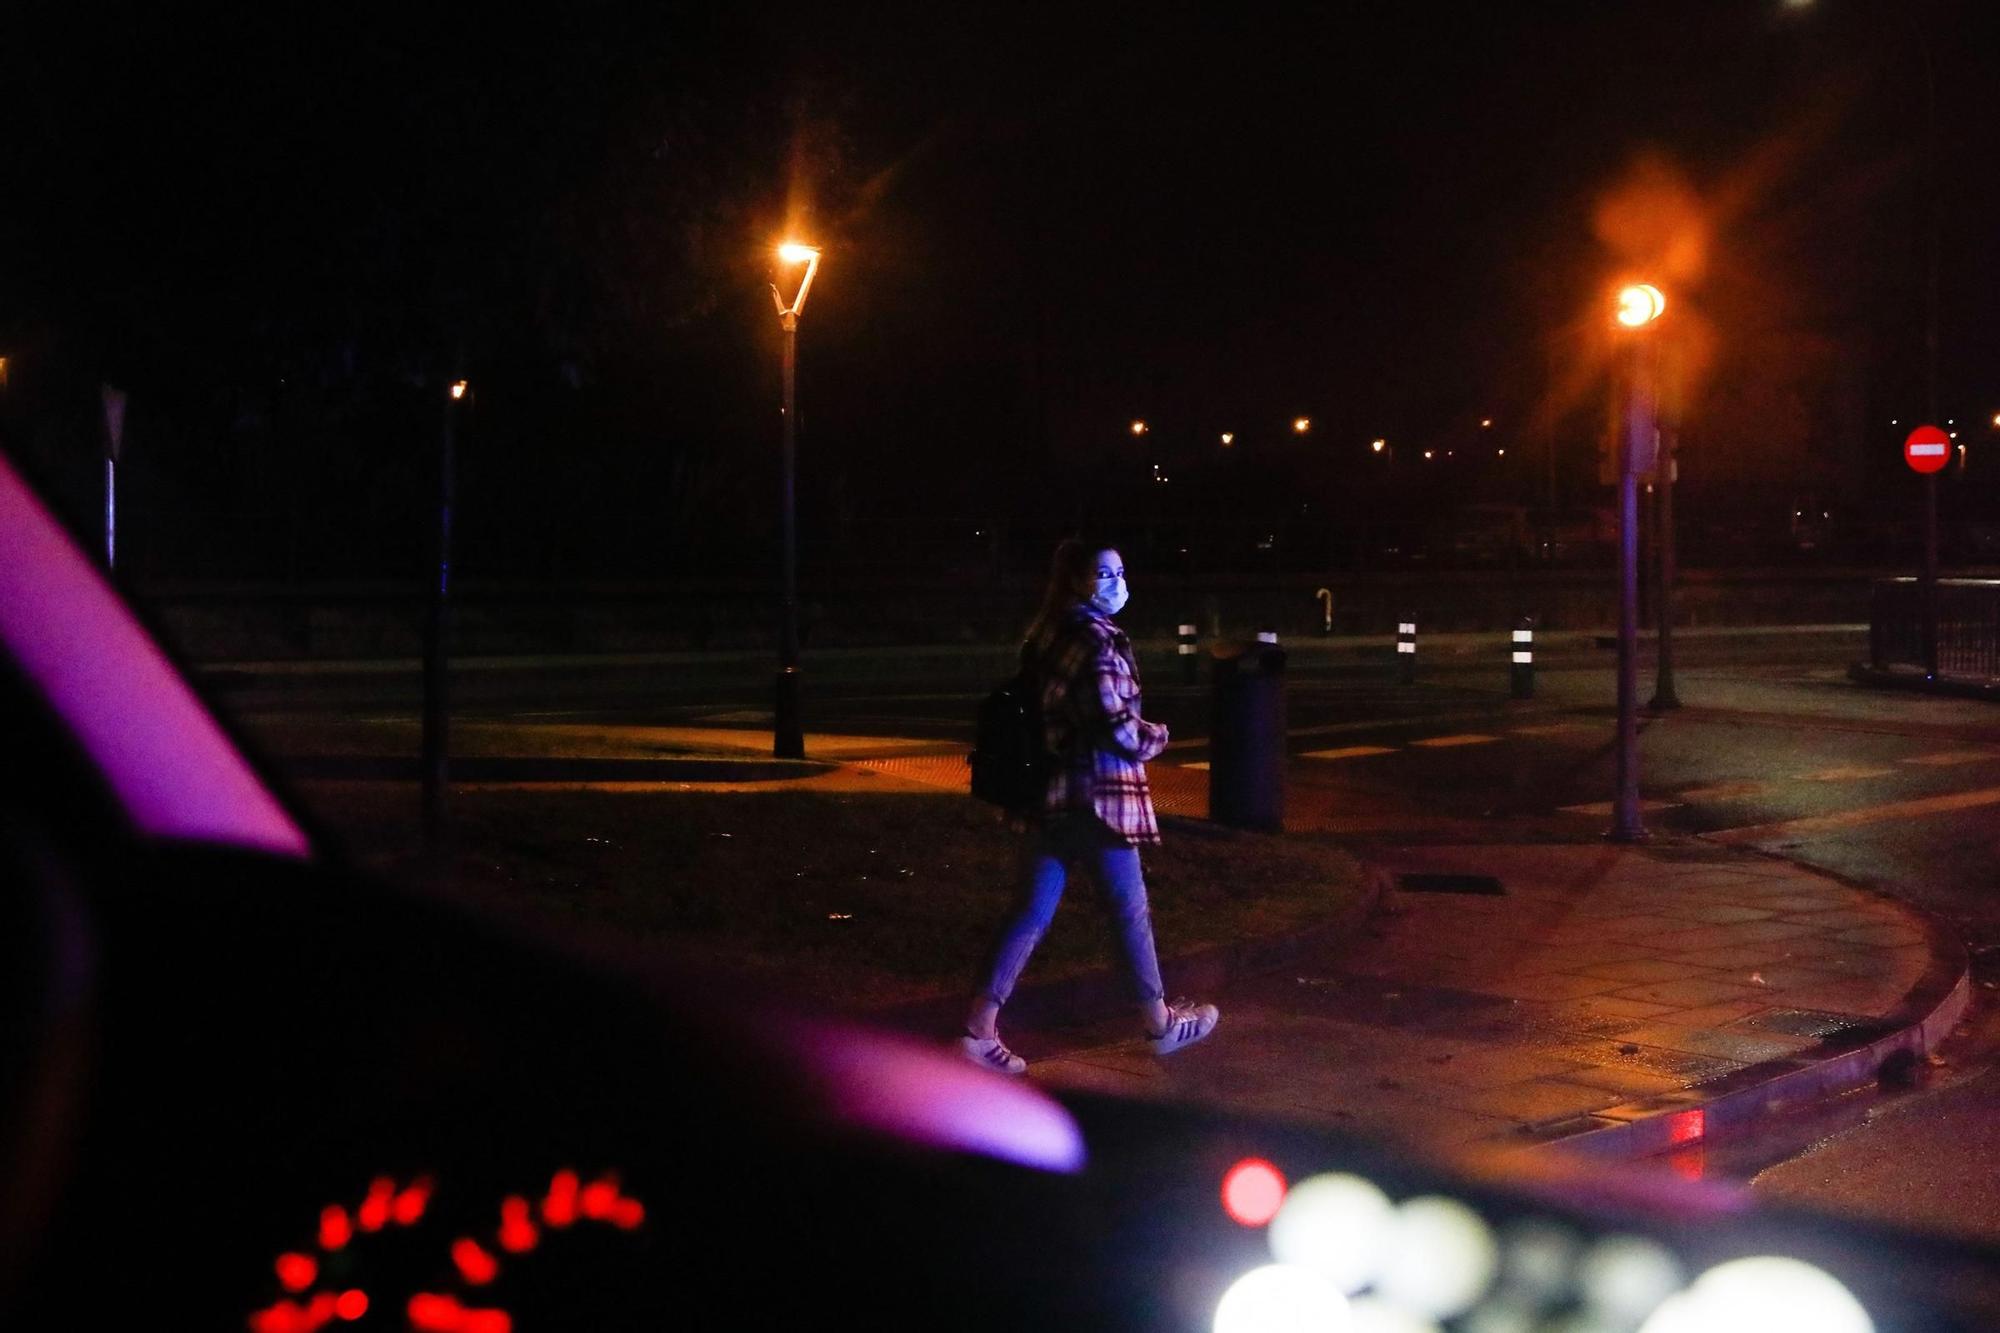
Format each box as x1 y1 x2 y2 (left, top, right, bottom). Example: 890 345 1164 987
1734 1007 1862 1038
1396 873 1505 896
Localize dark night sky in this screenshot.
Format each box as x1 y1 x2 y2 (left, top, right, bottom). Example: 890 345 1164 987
2 2 1997 577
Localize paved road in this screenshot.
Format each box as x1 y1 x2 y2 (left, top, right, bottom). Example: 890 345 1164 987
218 626 2000 1237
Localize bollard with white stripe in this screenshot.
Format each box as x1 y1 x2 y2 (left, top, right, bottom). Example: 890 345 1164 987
1397 619 1416 683
1510 616 1535 699
1178 622 1199 683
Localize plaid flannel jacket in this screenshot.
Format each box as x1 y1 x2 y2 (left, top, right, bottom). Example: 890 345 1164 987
1034 604 1169 845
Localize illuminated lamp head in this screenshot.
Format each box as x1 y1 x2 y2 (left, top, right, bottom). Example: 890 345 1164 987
1616 283 1666 328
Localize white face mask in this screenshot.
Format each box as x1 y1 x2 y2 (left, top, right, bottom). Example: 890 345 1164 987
1089 574 1129 616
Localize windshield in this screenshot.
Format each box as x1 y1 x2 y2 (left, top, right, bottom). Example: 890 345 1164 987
5 2 1999 1321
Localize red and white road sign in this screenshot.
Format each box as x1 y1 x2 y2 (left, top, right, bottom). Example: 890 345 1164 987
1905 424 1951 474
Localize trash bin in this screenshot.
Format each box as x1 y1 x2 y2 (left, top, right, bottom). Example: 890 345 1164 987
1209 639 1286 831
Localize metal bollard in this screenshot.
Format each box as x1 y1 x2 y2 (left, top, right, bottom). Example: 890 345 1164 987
1397 619 1416 683
1178 622 1199 683
1511 616 1535 699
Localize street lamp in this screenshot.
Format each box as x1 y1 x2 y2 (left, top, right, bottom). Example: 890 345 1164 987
423 376 470 844
1293 417 1311 434
769 240 821 760
1131 419 1149 436
1610 282 1665 842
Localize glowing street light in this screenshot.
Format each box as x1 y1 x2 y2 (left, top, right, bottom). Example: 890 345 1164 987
1615 283 1666 328
1371 438 1387 453
1609 280 1669 840
449 379 468 401
1220 431 1235 446
767 239 823 760
1293 417 1311 434
1131 419 1149 436
1480 417 1493 428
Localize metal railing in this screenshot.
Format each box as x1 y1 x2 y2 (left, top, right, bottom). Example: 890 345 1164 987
1871 577 2000 680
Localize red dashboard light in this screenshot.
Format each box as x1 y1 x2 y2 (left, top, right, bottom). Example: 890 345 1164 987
1220 1158 1288 1227
608 1198 645 1230
410 1293 514 1333
335 1289 369 1321
541 1170 580 1228
497 1195 540 1253
275 1251 318 1293
249 1291 337 1333
452 1237 500 1286
318 1205 353 1251
579 1178 619 1221
357 1176 395 1232
393 1177 434 1226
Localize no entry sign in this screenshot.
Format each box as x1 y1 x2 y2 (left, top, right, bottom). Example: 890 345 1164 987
1905 425 1951 474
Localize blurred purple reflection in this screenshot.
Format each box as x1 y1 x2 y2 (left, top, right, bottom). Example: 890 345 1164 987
0 456 310 858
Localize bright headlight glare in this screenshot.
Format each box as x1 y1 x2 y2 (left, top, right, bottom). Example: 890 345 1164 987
1375 1195 1497 1319
1499 1219 1580 1298
1213 1264 1351 1333
1578 1234 1684 1322
1635 1256 1872 1333
1345 1294 1441 1332
1267 1173 1393 1293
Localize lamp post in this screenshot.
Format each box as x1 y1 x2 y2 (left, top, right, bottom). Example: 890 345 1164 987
423 376 468 845
769 241 821 760
1649 331 1682 712
1611 282 1665 843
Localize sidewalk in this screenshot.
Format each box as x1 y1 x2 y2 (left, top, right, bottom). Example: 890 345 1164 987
968 838 1967 1170
268 712 1971 1172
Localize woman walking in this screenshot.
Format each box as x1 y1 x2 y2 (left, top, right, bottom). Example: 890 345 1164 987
962 539 1219 1075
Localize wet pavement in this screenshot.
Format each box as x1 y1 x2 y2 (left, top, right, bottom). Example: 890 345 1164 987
1006 839 1958 1167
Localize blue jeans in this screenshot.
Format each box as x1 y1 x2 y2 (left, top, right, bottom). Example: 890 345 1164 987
976 816 1167 1009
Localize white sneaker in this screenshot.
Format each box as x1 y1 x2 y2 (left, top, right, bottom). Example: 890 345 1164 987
1150 1001 1219 1055
960 1033 1027 1075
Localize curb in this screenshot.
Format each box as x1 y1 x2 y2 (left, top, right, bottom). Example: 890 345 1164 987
1848 661 2000 702
861 852 1391 1039
1517 893 1973 1164
278 754 836 783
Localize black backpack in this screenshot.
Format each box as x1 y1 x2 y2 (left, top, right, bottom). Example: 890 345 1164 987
968 646 1052 813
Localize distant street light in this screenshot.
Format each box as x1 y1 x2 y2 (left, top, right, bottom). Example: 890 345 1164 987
1371 438 1387 453
1422 449 1434 460
1480 418 1493 428
1131 419 1149 436
769 240 822 760
423 376 469 844
1220 431 1235 447
1293 417 1311 434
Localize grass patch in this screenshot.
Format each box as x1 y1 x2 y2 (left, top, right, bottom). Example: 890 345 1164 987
301 784 1368 1010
